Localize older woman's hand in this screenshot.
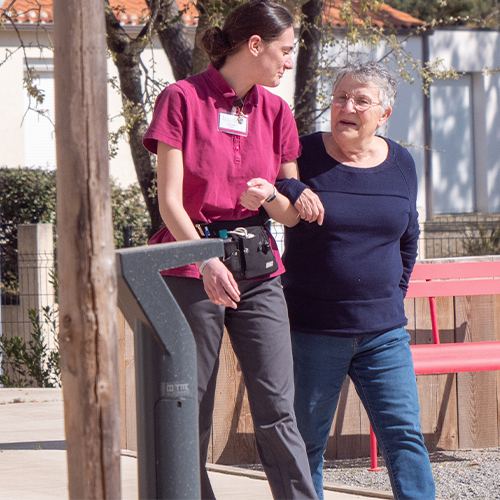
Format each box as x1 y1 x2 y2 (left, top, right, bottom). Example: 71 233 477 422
201 258 241 309
295 189 325 225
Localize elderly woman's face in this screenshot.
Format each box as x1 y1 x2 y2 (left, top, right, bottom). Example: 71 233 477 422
330 74 391 144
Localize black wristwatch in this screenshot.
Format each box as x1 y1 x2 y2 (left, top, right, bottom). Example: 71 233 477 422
265 186 277 203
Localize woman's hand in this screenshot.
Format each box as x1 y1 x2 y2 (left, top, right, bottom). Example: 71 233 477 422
240 178 274 210
294 188 325 225
200 258 241 309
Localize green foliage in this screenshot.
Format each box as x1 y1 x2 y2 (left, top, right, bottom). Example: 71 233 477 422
0 168 57 296
0 306 61 388
1 167 150 298
384 0 500 27
110 180 150 248
463 220 500 255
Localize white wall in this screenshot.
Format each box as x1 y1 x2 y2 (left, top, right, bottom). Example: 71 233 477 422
0 30 36 168
0 28 180 186
1 25 499 213
429 29 500 213
0 25 297 187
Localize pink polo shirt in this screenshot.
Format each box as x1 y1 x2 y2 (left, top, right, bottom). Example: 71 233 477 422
143 64 301 278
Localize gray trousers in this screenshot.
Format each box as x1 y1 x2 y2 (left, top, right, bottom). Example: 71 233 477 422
164 276 317 500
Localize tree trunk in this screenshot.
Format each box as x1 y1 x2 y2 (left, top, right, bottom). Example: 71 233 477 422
191 0 212 75
154 0 194 81
294 0 323 135
105 7 163 236
53 0 121 498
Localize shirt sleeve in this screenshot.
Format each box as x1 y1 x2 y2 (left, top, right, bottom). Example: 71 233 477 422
279 103 301 164
142 84 187 154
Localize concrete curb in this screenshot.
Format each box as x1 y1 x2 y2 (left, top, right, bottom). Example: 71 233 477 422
206 463 394 499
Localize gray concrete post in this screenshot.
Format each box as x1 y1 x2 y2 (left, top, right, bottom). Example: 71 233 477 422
116 239 223 500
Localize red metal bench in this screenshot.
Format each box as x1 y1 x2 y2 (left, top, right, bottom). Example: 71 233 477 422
368 259 500 471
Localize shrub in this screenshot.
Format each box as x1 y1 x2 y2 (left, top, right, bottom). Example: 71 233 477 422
463 220 500 256
0 306 61 388
0 168 57 296
1 167 150 297
110 181 150 248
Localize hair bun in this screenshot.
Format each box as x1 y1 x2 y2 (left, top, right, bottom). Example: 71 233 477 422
201 26 231 56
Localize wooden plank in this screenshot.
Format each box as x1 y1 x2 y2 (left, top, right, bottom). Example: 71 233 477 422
456 295 499 449
495 296 500 442
414 294 437 450
211 330 258 464
414 296 458 452
410 260 500 280
117 309 127 449
407 281 500 298
433 296 458 450
329 378 369 460
404 296 416 344
54 1 121 497
124 319 137 452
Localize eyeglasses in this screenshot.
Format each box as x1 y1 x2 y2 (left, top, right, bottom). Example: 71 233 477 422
331 92 381 112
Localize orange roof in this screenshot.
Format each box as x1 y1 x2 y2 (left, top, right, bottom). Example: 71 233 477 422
324 0 424 28
0 0 197 25
1 0 422 29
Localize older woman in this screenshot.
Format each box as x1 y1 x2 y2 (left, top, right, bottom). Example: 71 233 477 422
278 60 436 500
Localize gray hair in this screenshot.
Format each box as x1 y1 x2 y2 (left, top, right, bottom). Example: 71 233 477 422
332 60 399 113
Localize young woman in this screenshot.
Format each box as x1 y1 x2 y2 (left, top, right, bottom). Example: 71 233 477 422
143 1 318 498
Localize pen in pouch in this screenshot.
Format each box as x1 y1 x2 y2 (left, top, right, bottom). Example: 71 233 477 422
204 226 210 238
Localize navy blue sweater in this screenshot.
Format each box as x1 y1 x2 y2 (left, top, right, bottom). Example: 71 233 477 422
280 132 419 337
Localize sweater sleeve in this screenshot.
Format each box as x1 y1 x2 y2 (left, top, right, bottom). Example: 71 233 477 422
275 177 309 205
398 149 420 296
400 209 419 296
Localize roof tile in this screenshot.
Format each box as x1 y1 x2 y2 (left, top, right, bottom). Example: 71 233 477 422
1 0 423 29
0 0 197 25
324 0 424 28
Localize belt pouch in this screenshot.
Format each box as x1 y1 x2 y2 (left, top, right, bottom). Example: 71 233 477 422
222 226 278 280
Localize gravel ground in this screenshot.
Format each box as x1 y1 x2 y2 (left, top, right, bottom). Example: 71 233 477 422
235 447 500 499
322 447 500 499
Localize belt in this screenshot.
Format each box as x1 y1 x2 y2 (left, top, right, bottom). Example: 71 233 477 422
194 209 270 238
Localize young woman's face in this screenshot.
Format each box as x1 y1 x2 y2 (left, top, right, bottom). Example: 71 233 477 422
254 26 295 88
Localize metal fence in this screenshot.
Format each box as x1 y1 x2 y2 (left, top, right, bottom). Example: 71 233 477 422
419 215 500 259
120 219 500 260
2 216 499 344
0 224 60 387
120 215 500 260
0 225 58 386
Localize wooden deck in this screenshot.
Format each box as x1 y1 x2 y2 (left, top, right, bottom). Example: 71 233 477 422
118 258 500 464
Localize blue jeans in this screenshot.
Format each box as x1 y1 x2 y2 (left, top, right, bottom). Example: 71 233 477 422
292 327 435 500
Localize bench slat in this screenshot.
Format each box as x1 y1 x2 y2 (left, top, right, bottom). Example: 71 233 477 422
406 279 500 298
411 342 500 375
410 261 500 280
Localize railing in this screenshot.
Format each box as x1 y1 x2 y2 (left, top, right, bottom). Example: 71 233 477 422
1 224 56 343
2 216 499 381
119 216 500 260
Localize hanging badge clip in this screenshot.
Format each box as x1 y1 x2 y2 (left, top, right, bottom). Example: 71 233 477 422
218 108 248 137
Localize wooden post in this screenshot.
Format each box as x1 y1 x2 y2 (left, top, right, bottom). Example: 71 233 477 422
53 1 121 498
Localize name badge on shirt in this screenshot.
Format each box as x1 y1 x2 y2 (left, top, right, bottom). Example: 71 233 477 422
218 109 248 137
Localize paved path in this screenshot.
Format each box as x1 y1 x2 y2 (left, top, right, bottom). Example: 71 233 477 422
0 388 390 499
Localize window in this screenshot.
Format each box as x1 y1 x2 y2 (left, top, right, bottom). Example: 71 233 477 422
23 58 56 169
430 75 475 214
